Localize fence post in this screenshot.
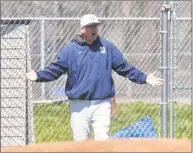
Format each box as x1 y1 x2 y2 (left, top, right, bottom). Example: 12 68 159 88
192 0 193 120
25 34 29 145
169 1 174 138
160 1 169 138
41 19 45 100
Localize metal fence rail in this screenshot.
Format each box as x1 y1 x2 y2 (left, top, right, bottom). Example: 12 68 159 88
1 1 192 147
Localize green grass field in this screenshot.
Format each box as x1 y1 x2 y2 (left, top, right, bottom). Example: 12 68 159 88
33 102 191 143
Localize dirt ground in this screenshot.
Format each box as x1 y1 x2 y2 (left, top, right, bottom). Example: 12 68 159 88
1 138 191 152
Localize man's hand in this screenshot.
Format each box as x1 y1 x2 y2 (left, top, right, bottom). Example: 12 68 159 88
22 69 37 81
146 72 164 87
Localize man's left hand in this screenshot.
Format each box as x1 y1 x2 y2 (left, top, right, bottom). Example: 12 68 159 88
146 72 164 87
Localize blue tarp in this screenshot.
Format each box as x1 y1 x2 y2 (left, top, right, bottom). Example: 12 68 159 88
110 115 157 138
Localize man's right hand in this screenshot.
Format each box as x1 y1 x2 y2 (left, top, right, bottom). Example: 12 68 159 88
23 69 38 81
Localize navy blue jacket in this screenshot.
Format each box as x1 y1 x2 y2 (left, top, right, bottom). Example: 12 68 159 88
36 36 147 100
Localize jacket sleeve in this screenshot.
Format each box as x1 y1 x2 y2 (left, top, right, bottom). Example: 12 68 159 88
35 48 69 82
111 44 147 84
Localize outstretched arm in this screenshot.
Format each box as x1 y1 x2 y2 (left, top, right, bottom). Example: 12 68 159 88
112 45 163 86
23 48 69 82
23 59 68 82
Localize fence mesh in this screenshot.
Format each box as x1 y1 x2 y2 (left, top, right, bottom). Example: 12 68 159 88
1 1 192 147
174 1 192 138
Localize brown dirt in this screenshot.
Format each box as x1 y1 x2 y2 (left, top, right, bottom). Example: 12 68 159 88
1 138 191 152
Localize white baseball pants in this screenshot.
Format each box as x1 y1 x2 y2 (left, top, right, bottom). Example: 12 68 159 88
69 98 111 141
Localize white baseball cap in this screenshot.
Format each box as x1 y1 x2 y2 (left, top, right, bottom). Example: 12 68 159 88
80 14 100 27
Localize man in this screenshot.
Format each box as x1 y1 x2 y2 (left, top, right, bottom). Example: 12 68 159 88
23 14 163 141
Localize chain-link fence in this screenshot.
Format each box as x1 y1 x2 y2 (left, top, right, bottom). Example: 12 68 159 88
173 1 192 138
1 1 192 147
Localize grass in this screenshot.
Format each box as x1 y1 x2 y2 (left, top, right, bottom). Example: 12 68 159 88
33 102 192 143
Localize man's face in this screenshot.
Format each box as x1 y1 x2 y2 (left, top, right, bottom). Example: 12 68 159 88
81 24 98 43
